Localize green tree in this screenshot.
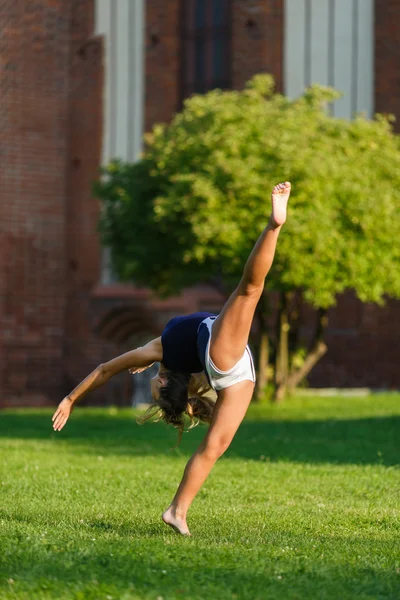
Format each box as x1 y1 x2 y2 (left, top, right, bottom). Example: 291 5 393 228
95 75 400 400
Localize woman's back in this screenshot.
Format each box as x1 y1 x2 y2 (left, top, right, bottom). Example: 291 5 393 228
161 312 216 373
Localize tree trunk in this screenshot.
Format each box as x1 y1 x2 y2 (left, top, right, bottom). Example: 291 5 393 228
254 293 270 401
286 308 329 393
287 341 327 392
288 290 302 359
280 303 290 384
256 330 269 400
273 292 290 402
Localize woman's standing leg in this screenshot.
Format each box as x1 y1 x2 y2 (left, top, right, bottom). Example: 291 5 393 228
162 380 254 535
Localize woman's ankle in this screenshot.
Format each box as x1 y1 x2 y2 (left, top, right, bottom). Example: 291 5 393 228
169 504 187 520
268 215 283 231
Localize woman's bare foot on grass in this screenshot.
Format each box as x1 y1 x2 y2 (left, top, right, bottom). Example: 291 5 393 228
270 181 291 228
162 506 191 536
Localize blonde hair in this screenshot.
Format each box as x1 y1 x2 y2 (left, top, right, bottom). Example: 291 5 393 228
137 371 216 447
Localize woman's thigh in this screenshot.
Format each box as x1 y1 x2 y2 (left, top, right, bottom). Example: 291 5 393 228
202 380 255 450
210 284 262 371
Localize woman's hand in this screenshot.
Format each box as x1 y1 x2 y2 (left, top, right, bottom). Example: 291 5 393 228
52 397 74 431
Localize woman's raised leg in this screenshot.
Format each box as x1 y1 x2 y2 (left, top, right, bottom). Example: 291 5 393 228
210 182 291 371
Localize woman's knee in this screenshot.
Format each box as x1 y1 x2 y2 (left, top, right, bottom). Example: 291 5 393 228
201 436 232 460
238 279 263 299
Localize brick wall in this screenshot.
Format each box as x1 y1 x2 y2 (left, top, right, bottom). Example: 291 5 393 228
310 294 400 389
0 0 71 406
145 0 181 132
232 0 283 92
63 0 106 397
0 0 119 407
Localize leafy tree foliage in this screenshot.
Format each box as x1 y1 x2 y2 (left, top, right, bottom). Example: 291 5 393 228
95 75 400 397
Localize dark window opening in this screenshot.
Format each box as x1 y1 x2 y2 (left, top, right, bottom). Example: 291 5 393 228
181 0 232 101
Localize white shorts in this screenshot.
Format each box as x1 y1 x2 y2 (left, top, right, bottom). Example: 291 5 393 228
197 316 256 392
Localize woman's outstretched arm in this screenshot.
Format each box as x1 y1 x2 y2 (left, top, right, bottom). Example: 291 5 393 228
52 337 163 431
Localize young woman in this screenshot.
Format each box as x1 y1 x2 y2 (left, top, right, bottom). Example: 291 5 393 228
52 181 291 535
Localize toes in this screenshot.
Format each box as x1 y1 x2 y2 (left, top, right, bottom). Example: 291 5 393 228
273 181 291 194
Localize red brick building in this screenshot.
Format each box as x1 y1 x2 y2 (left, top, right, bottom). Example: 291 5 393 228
1 0 399 407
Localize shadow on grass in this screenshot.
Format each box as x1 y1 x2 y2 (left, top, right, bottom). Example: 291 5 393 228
0 526 399 599
0 410 399 466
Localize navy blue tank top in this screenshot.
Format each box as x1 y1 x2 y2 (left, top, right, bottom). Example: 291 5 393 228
161 312 216 373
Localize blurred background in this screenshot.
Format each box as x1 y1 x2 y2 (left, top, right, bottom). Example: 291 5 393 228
1 0 399 408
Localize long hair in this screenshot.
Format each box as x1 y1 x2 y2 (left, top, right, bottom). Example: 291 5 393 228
137 371 215 446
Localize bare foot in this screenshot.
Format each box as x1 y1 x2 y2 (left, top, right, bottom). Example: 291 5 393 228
162 507 191 536
271 181 291 228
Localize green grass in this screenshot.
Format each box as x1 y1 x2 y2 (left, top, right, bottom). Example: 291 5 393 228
0 395 399 600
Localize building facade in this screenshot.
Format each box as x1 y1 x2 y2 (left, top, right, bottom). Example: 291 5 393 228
1 0 400 407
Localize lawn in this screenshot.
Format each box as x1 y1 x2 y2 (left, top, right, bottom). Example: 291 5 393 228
0 395 399 600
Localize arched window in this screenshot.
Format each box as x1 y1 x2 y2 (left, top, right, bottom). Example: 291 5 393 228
181 0 232 100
